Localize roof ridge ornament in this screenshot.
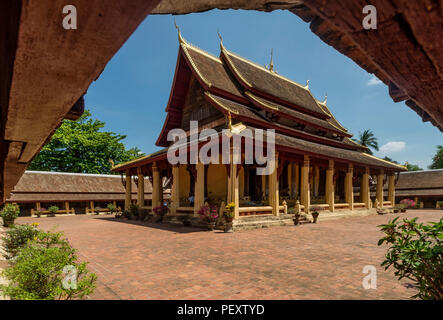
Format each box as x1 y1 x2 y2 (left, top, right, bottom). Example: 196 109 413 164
174 18 185 44
322 93 327 105
217 30 224 50
304 80 310 89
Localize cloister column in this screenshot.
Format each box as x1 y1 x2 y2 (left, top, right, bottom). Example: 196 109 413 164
137 167 144 207
124 169 132 211
361 167 370 209
194 162 205 216
388 173 395 206
261 174 266 200
227 143 240 219
376 170 384 208
314 166 320 197
325 160 334 212
287 163 292 197
152 163 160 210
269 152 279 216
300 155 310 212
345 164 354 210
294 163 299 198
170 165 180 214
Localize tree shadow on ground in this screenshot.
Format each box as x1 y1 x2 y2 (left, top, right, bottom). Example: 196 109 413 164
96 216 216 234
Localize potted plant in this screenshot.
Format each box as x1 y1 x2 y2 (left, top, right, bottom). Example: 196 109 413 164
1 203 20 227
129 203 139 220
197 204 218 231
152 204 169 223
35 208 43 218
47 205 59 217
224 202 235 233
106 203 117 216
310 206 323 223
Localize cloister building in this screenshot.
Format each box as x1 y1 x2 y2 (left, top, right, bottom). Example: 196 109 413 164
112 33 406 223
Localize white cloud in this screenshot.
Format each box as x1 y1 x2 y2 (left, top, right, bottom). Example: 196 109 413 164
367 75 382 86
379 141 406 156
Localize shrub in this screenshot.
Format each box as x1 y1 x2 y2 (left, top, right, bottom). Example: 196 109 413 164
129 204 139 218
197 204 218 222
106 203 117 214
400 198 415 208
47 205 59 217
0 229 97 300
2 223 39 259
378 217 443 300
121 210 130 219
1 203 20 226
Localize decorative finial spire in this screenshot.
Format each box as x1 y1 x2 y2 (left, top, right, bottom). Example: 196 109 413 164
304 80 310 89
322 93 327 105
269 48 274 72
174 18 184 44
217 30 224 50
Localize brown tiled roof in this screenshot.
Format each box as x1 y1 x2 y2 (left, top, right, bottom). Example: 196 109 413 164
206 93 365 151
245 92 350 136
395 189 443 197
221 46 328 117
390 170 443 190
7 171 161 203
182 43 243 98
245 126 406 171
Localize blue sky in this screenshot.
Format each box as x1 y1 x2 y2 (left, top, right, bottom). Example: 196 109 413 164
86 9 441 169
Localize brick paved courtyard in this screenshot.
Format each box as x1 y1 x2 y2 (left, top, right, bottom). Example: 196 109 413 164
18 210 442 300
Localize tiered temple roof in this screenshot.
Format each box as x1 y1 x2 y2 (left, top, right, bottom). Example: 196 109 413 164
114 34 406 173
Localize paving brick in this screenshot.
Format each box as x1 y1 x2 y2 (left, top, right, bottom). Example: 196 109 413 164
16 210 442 299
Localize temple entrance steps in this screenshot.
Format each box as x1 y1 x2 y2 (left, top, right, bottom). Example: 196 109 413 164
232 214 298 231
163 209 377 231
317 208 376 222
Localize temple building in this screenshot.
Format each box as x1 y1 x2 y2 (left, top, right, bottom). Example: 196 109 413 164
112 32 406 225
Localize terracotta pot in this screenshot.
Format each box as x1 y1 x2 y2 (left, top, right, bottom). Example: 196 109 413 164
207 221 216 231
293 214 300 226
311 212 319 223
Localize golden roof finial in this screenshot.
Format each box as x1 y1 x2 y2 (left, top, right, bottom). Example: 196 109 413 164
174 18 184 44
269 48 274 72
217 30 224 50
322 93 327 105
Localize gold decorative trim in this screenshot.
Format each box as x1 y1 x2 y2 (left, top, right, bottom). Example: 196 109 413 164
181 43 213 88
112 149 167 170
361 152 407 170
220 45 253 88
205 92 240 115
222 46 312 92
245 91 279 111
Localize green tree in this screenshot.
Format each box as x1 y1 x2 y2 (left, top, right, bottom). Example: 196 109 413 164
28 110 143 174
383 156 399 164
429 145 443 169
353 129 379 155
406 163 423 171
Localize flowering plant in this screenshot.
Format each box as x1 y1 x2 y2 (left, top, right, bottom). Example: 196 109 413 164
400 199 415 208
153 205 169 216
310 206 325 213
224 202 235 219
198 205 219 222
